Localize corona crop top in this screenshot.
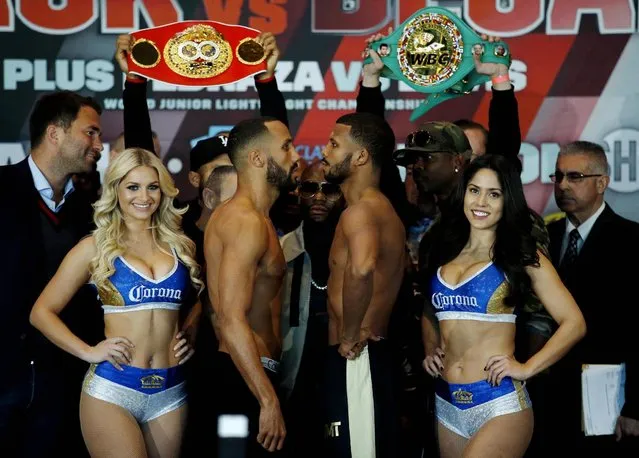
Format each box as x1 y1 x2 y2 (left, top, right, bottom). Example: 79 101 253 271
430 262 515 323
97 249 190 314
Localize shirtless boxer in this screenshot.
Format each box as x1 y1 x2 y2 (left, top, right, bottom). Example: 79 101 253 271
204 117 299 456
321 112 406 458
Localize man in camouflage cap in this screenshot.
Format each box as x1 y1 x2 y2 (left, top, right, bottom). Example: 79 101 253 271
393 121 472 206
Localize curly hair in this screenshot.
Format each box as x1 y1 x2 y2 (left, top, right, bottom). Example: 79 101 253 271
90 148 203 298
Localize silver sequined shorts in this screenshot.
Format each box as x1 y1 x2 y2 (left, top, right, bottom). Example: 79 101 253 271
435 377 531 438
82 362 187 423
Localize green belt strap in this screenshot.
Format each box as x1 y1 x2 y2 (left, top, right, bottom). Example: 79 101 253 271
363 7 512 121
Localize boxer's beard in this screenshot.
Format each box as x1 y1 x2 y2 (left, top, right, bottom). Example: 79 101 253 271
325 153 352 185
266 157 291 189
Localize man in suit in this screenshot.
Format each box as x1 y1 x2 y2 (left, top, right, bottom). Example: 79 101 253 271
546 141 639 455
0 91 104 457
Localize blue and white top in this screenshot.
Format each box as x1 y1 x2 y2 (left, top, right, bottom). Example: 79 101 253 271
97 248 190 315
430 262 515 323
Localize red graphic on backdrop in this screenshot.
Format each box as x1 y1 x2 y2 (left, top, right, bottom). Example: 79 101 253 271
127 20 267 87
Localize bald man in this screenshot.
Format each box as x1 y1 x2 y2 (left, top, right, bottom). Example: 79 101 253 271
279 161 345 457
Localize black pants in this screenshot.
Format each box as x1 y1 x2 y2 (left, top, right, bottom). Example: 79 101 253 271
0 359 89 458
283 310 328 458
212 352 283 458
320 340 400 458
181 316 220 458
543 363 639 457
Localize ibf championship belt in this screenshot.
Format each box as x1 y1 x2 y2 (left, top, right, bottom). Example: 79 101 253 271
364 7 511 121
127 21 267 86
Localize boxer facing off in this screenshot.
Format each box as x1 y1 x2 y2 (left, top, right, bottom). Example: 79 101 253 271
321 112 406 458
204 117 300 456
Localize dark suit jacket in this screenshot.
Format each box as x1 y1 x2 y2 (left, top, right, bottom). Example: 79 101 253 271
0 159 100 376
547 204 639 420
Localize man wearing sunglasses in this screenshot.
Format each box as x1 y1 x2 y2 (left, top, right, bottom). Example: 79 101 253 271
279 161 345 457
361 30 522 269
393 121 472 211
545 141 639 455
320 112 406 458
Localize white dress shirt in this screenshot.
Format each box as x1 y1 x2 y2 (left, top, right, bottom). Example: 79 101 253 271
28 155 75 213
559 201 606 263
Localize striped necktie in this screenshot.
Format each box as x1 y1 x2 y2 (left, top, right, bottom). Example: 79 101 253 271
559 228 580 278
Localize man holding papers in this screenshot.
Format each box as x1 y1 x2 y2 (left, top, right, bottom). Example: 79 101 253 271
546 141 639 455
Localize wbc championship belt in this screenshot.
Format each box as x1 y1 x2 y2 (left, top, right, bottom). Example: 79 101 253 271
364 7 511 121
127 21 267 86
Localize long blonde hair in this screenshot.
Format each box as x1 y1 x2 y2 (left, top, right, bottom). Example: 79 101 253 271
90 148 203 298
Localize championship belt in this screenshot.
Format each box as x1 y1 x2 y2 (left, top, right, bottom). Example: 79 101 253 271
364 7 511 121
127 21 267 86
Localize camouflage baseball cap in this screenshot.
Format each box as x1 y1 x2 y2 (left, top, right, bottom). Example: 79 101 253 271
393 121 472 166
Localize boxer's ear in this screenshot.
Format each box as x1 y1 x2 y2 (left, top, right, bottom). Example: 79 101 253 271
248 149 265 168
202 187 215 210
353 148 370 167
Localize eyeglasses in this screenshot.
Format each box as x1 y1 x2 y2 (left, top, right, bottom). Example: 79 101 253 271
549 171 603 184
298 181 342 201
406 130 436 148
